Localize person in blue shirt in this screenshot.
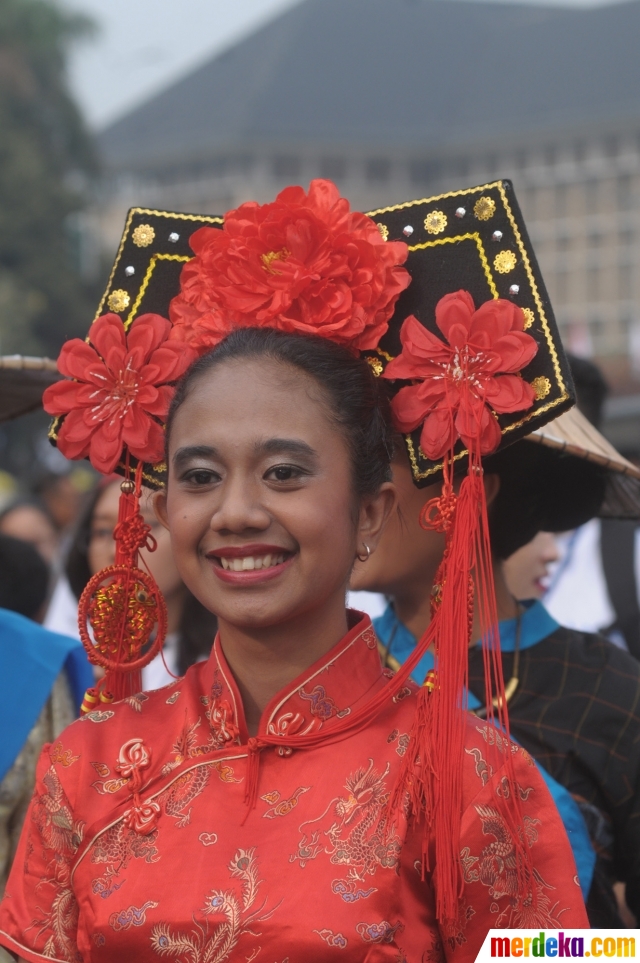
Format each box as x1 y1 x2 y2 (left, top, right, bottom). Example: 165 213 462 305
351 413 640 927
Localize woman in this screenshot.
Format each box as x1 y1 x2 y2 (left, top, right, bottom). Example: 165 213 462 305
503 531 560 601
0 180 587 962
351 415 640 927
64 479 217 686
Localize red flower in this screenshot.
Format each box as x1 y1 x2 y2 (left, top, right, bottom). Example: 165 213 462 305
168 178 410 352
383 291 538 459
43 313 196 474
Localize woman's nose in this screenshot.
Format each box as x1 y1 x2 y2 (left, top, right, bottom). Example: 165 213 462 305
209 478 270 534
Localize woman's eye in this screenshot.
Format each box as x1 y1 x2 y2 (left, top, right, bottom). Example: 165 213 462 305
185 469 218 486
266 464 303 482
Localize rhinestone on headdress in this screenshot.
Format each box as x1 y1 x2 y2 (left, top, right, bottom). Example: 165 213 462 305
125 266 135 277
509 284 520 296
403 225 414 237
455 207 466 218
492 231 503 241
168 232 180 243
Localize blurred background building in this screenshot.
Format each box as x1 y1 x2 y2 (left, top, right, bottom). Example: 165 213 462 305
3 0 640 482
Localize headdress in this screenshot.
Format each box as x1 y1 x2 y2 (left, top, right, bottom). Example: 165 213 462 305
44 178 587 927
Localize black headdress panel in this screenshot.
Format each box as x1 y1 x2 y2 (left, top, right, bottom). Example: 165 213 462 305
367 180 575 487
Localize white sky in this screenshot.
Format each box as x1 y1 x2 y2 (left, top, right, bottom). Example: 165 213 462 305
59 0 305 129
60 0 613 131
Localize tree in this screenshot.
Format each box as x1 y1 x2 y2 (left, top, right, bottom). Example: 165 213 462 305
0 0 97 358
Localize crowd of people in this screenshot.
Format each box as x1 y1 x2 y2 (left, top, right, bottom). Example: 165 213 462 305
0 178 638 962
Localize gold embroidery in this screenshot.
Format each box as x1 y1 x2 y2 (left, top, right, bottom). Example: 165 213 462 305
493 250 517 274
132 224 156 247
474 196 496 221
424 210 448 234
531 376 551 400
377 223 389 241
107 289 130 313
125 253 190 327
367 357 384 376
522 307 535 330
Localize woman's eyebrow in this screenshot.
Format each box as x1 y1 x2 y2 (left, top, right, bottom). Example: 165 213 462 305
256 438 318 460
173 445 218 470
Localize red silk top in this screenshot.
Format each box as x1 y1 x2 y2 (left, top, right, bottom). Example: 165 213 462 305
0 613 587 962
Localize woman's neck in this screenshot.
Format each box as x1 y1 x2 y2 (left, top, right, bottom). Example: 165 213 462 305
392 559 520 644
217 595 350 736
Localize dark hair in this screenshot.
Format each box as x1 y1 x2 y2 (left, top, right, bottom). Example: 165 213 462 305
486 440 607 559
166 327 394 501
567 353 609 429
65 482 216 672
0 533 49 619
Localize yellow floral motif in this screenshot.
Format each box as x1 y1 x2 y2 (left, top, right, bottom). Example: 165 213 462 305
474 196 496 221
107 289 130 313
531 376 551 400
522 307 535 330
367 356 384 376
377 223 389 241
424 210 448 235
132 224 155 247
493 250 517 274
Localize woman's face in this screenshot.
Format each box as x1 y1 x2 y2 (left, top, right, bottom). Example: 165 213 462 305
88 480 184 600
350 447 446 597
502 530 559 600
0 505 58 565
156 358 391 632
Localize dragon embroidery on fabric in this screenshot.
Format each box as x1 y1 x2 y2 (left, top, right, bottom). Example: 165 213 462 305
291 759 401 883
158 764 212 827
150 847 278 962
90 818 160 900
23 767 84 962
461 804 568 928
162 716 240 776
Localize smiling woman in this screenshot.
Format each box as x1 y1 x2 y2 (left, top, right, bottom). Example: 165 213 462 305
0 180 588 963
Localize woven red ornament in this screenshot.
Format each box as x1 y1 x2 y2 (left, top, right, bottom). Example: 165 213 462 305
43 313 196 708
382 289 539 927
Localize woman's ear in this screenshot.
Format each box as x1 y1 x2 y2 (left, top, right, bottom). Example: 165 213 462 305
356 482 397 555
484 472 501 507
153 489 170 531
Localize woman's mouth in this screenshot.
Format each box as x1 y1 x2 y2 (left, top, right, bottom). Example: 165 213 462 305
207 546 296 584
219 552 288 572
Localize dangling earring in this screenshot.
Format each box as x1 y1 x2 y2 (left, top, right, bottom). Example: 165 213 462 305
357 543 372 562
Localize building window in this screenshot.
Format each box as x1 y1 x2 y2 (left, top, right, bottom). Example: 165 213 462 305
619 263 634 300
588 231 603 249
619 226 635 247
557 234 571 252
365 158 390 183
585 179 599 212
272 156 301 179
409 159 441 185
556 269 569 302
320 157 346 180
617 174 634 210
587 267 601 301
554 184 567 217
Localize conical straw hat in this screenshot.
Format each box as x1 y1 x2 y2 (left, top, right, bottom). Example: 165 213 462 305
525 404 640 517
0 355 60 423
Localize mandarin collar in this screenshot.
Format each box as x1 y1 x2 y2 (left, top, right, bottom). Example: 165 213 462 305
199 610 386 745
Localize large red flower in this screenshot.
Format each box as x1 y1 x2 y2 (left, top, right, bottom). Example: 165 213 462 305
383 291 538 459
168 178 410 352
43 313 196 474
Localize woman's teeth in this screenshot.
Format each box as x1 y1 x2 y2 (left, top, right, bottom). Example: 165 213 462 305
219 553 287 571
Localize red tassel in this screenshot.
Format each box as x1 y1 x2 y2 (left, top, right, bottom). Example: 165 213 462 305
78 462 168 707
